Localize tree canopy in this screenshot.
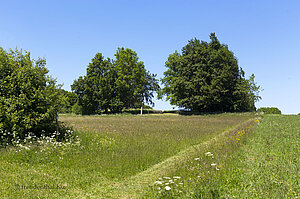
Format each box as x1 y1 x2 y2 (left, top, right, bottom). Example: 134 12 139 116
57 89 78 113
0 48 61 141
159 33 261 112
71 48 159 114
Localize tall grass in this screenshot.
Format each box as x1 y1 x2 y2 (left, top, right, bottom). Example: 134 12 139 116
0 113 254 198
61 114 254 179
144 115 299 198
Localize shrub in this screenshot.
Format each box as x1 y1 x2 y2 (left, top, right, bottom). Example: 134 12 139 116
0 48 66 144
72 102 83 115
163 110 179 114
257 107 281 114
58 89 78 113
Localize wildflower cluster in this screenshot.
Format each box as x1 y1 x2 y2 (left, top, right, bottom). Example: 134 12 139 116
235 129 246 142
152 176 184 196
204 152 221 171
0 128 80 153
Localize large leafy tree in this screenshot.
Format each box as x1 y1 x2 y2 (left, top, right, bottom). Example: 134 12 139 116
159 33 261 112
72 53 113 114
0 48 60 140
72 48 159 114
113 47 159 109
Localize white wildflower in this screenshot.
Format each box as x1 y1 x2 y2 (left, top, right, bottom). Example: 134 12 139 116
165 186 171 191
154 181 162 185
194 158 200 160
173 176 181 179
205 152 213 156
211 163 217 166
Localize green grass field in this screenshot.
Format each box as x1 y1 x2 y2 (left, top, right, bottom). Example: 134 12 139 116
0 113 299 198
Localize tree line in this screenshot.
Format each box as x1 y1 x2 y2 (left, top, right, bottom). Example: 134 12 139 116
0 33 261 140
64 33 261 114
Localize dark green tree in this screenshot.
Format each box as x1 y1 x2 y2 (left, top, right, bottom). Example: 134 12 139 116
0 47 61 140
57 89 78 113
72 48 159 114
159 33 261 112
113 47 159 110
72 53 113 114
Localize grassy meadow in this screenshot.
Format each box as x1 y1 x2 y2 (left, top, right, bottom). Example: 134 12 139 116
0 113 299 198
144 115 299 198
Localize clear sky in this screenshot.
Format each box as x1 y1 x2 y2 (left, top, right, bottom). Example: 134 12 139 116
1 0 300 114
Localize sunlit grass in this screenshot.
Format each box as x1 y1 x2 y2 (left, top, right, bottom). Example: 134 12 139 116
0 113 254 198
144 115 299 198
60 113 254 179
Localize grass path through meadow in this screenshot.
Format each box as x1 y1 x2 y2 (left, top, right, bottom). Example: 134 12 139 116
89 118 259 198
218 115 300 198
171 115 300 198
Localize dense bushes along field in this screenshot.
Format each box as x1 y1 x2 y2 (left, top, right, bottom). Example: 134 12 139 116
257 107 282 114
0 48 73 146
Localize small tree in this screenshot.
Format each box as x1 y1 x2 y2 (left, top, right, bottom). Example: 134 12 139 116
0 47 61 142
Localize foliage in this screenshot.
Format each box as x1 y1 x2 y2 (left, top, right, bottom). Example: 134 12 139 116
0 47 62 142
71 102 83 115
257 107 281 114
72 48 159 114
72 53 113 114
159 33 261 112
163 110 179 114
57 89 77 113
113 48 160 109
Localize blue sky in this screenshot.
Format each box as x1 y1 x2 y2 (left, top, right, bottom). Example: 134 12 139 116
1 0 300 114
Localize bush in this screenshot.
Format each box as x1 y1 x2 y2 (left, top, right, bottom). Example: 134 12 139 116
163 110 179 114
0 48 67 144
58 89 78 114
257 107 281 114
72 102 83 115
